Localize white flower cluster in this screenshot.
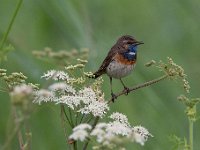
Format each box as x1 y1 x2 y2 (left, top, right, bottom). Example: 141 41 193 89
10 84 33 98
41 70 70 80
49 82 76 95
110 112 130 127
69 112 153 148
33 89 55 104
33 70 109 118
69 124 91 142
78 89 109 117
57 87 109 118
131 126 153 146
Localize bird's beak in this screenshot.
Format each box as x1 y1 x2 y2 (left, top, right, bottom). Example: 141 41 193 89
135 41 144 46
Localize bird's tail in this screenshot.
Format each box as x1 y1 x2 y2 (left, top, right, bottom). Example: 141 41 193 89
91 70 104 79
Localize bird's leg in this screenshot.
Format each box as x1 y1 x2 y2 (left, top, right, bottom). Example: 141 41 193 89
120 78 130 95
110 77 117 102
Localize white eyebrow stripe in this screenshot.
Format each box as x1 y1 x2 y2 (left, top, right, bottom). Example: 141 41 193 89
128 52 135 55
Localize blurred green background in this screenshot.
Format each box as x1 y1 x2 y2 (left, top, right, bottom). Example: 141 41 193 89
0 0 200 149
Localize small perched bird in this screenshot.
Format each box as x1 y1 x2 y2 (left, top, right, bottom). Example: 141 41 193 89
93 35 144 101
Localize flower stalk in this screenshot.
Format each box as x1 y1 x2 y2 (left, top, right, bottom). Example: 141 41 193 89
82 117 100 150
189 118 193 150
0 0 23 50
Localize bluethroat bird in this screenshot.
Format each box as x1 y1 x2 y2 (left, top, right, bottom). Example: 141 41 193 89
93 35 144 101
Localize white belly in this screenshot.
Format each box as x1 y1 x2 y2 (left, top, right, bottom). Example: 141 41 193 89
106 60 135 79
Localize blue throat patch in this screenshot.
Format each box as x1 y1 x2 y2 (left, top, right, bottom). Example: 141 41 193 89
123 44 137 61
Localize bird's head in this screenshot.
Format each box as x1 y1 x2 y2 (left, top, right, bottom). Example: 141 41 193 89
117 35 144 49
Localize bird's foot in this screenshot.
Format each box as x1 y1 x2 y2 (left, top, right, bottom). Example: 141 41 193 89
111 93 117 102
123 87 130 95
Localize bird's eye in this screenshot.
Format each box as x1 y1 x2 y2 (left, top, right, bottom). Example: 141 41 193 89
127 41 133 44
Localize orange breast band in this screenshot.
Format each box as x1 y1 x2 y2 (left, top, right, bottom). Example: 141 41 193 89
114 53 136 65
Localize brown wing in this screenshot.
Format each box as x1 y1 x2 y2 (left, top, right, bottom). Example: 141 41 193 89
93 44 127 78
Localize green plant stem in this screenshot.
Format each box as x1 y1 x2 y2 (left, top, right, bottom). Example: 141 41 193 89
79 114 85 124
60 105 72 150
2 122 22 150
0 0 23 50
86 116 93 123
60 105 73 128
108 74 168 103
75 112 79 126
23 114 31 150
73 141 77 150
2 107 24 150
189 119 193 150
82 117 100 150
17 130 24 150
68 107 75 127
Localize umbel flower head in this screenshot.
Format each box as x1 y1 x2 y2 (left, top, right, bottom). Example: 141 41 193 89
69 112 153 149
33 70 109 118
33 89 55 104
69 124 92 142
10 84 33 105
41 70 70 81
131 126 153 146
56 87 109 118
110 112 130 127
48 82 76 95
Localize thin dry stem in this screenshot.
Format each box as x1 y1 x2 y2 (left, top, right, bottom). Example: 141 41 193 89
108 74 168 104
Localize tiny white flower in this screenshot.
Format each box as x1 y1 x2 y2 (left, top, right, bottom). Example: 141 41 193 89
91 123 109 143
54 71 70 80
79 100 109 118
73 123 92 131
91 122 132 145
48 82 67 91
11 84 33 96
41 70 56 79
106 121 132 136
91 121 153 147
79 87 96 104
132 126 153 146
101 132 115 146
69 124 91 142
91 128 105 136
41 70 69 80
55 95 82 109
95 123 107 129
110 112 130 127
69 129 88 142
33 89 55 104
48 82 76 94
64 85 76 95
91 128 106 143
